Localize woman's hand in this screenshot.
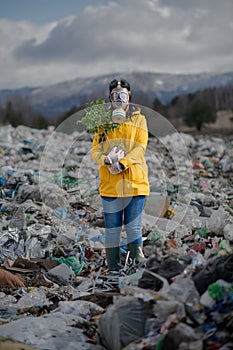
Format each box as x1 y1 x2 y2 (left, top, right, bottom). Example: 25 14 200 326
104 146 125 165
108 162 124 174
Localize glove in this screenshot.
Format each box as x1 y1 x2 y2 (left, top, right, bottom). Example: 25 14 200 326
108 162 124 174
104 146 125 165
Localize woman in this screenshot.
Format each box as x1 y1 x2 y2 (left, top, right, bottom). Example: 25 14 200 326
90 79 150 271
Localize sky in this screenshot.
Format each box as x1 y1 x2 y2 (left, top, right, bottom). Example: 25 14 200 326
0 0 233 90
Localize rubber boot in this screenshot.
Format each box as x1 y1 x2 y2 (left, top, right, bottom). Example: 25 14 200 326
105 246 120 271
127 243 144 263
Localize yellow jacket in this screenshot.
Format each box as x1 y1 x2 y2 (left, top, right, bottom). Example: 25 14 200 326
90 109 150 197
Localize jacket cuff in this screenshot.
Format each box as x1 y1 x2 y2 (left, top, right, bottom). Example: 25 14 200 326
119 162 125 171
119 159 130 170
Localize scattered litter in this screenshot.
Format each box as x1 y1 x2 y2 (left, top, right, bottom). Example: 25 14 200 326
0 125 232 349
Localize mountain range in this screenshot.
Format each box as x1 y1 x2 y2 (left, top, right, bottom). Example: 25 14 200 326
0 71 233 119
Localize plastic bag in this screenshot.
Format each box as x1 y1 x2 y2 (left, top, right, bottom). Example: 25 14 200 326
99 296 153 350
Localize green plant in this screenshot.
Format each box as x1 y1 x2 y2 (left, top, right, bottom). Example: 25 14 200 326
77 98 126 158
76 98 119 137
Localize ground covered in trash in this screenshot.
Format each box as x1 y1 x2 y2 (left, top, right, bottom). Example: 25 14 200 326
0 124 233 350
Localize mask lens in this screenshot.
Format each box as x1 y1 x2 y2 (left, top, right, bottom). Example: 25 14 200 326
119 92 128 102
111 91 128 102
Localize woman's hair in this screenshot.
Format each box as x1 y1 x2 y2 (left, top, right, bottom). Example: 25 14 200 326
109 79 131 93
109 79 131 101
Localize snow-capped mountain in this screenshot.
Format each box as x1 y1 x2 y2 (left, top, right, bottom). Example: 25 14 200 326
0 71 233 118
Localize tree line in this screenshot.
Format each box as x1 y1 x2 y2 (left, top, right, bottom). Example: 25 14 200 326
0 95 49 129
0 85 232 131
153 85 233 131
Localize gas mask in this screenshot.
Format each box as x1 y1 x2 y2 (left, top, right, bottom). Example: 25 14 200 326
110 82 130 123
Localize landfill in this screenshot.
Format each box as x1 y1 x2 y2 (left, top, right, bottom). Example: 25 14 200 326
0 123 233 350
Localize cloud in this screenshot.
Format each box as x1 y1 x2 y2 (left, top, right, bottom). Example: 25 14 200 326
0 0 233 89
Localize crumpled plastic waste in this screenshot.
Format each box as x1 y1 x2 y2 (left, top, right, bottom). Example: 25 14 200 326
51 255 85 275
193 253 233 295
161 322 202 350
200 279 233 308
53 300 104 320
99 296 154 350
138 255 190 290
0 126 233 350
15 286 51 309
0 293 17 311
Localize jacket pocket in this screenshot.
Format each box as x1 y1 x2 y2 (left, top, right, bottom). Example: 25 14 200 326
129 164 146 183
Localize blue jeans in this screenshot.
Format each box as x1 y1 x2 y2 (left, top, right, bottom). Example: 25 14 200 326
101 196 146 248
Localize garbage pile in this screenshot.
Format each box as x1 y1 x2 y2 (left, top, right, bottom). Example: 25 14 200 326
0 124 233 350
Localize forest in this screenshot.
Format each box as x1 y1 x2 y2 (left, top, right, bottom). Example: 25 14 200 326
0 84 233 133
